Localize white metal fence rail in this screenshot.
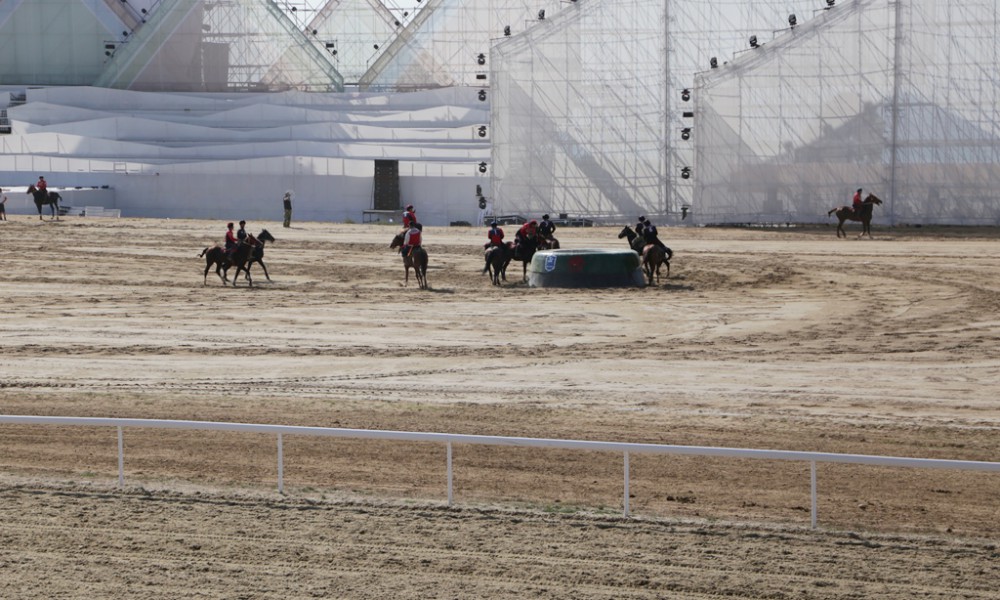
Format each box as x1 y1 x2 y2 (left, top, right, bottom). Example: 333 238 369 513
3 415 999 527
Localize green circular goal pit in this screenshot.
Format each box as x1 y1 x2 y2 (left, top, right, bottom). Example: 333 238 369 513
528 249 645 288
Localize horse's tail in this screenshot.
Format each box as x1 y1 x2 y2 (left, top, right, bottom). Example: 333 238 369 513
664 247 673 260
199 247 209 258
828 208 839 217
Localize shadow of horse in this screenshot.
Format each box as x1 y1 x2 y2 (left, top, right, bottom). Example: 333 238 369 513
828 193 883 239
482 243 512 286
390 233 429 289
200 235 259 287
27 185 61 221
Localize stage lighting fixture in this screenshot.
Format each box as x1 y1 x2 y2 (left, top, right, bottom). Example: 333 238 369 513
681 167 691 179
826 0 834 7
325 42 335 48
477 126 487 138
681 128 691 141
477 53 486 65
476 184 482 196
479 162 488 173
788 14 797 27
749 35 758 48
504 25 511 36
105 43 116 50
681 88 690 102
478 89 487 101
710 57 718 69
538 9 545 20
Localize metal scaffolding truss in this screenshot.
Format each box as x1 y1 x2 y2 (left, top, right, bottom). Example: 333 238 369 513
93 0 344 91
695 0 1000 225
358 0 567 91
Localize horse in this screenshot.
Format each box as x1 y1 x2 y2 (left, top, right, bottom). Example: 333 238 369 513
617 225 646 253
390 233 429 289
511 235 538 282
199 237 257 287
244 229 276 282
642 244 667 286
537 235 560 250
619 225 672 277
482 243 512 286
828 193 883 239
27 184 61 220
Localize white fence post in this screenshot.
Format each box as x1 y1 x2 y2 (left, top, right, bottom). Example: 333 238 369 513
117 426 124 489
623 451 630 517
447 441 453 506
810 461 817 529
277 433 284 494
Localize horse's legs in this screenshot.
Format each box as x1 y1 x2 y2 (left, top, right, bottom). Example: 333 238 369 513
259 260 271 281
232 264 252 287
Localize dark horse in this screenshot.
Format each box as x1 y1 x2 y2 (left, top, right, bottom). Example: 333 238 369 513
618 225 672 278
244 229 276 281
390 233 429 289
199 234 262 287
511 235 537 282
482 242 513 286
27 184 61 220
828 193 883 238
536 234 560 250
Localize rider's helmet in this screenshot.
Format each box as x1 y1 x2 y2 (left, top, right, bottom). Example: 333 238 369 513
239 220 246 226
406 204 414 211
542 214 549 220
415 222 423 230
227 222 234 227
857 188 862 193
490 221 498 227
529 220 537 225
638 216 646 222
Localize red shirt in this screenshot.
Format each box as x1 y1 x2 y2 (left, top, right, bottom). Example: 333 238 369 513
487 227 504 245
518 222 537 238
402 210 416 227
225 229 238 248
37 179 47 192
404 228 421 247
852 191 862 207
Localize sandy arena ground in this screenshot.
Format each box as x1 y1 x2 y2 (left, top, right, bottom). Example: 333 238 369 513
1 214 999 598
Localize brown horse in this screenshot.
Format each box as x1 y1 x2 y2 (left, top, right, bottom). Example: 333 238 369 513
482 243 512 286
536 235 560 250
642 244 667 286
619 225 671 278
828 193 883 238
199 236 258 286
390 233 429 289
27 184 61 220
